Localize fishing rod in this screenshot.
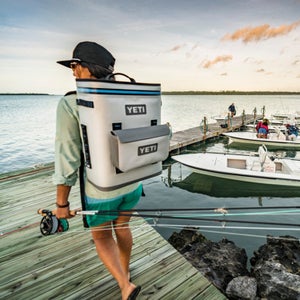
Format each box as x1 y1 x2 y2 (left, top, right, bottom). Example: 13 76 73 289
73 205 300 212
37 207 300 236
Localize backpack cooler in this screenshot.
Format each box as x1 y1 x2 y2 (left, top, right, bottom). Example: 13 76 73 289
76 74 170 191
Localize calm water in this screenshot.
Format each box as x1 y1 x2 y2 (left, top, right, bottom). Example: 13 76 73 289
1 94 299 258
0 95 60 173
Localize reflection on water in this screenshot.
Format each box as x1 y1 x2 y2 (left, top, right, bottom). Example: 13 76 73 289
172 171 300 200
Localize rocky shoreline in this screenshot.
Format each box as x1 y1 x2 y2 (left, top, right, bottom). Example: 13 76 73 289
168 228 300 299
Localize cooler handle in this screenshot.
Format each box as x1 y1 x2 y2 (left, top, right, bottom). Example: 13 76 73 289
105 73 136 83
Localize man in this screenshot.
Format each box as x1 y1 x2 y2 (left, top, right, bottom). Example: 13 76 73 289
228 103 236 117
53 41 141 300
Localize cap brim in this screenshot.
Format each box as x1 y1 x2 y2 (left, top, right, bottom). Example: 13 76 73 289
57 58 81 68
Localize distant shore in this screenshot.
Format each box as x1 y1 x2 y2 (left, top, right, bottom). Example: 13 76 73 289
162 91 300 95
0 93 52 96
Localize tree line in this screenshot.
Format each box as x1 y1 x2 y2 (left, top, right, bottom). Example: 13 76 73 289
162 91 300 95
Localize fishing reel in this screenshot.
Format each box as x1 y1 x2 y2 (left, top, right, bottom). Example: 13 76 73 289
39 210 69 236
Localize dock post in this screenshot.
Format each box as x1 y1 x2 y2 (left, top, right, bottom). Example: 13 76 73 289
262 106 266 118
227 113 231 129
253 107 257 120
200 117 208 136
203 116 207 136
242 110 245 126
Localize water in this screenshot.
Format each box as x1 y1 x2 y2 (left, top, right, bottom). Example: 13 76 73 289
1 94 299 173
161 94 300 132
1 94 299 258
0 95 60 173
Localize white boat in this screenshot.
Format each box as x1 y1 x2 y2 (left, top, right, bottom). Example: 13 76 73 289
214 115 235 123
246 124 286 132
214 116 229 123
271 113 300 125
223 131 300 149
172 145 300 187
272 112 300 121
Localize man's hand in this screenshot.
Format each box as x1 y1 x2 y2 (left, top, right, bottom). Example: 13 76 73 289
53 207 75 219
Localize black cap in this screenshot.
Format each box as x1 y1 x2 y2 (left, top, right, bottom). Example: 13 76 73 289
57 41 115 72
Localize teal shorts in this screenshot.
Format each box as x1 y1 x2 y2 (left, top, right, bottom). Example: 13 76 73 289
84 184 143 227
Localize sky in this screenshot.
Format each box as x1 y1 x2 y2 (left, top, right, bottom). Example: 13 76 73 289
1 0 300 94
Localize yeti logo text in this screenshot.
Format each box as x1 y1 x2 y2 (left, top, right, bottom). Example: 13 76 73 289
138 143 158 156
125 105 146 115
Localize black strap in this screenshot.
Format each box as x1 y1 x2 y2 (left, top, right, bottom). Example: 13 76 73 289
79 152 89 228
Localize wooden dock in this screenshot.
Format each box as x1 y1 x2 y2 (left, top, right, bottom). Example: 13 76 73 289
0 166 227 300
170 113 261 153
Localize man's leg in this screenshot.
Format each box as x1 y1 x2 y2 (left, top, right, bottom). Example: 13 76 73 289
91 221 137 300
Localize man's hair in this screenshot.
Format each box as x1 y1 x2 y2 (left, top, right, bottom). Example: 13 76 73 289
81 61 113 79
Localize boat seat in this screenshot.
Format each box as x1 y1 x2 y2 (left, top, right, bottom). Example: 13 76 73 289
258 146 267 164
251 160 262 172
273 127 287 140
262 156 276 173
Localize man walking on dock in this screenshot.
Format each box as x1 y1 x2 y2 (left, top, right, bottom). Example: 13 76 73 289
53 41 142 300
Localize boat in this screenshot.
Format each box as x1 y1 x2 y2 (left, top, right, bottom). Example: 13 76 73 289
245 123 286 132
271 113 300 125
172 145 300 187
272 112 300 121
223 131 300 149
214 114 236 123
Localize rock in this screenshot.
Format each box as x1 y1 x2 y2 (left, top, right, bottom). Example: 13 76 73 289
253 260 300 299
225 276 257 300
250 235 300 273
167 228 207 253
250 235 300 299
168 230 300 299
168 228 249 292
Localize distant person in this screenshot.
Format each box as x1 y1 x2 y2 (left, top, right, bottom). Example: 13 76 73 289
228 103 236 117
286 124 299 141
256 118 269 138
53 41 141 300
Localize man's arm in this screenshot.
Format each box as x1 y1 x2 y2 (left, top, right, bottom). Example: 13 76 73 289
54 184 74 219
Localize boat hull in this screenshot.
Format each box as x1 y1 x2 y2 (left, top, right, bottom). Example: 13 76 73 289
223 132 300 149
172 153 300 188
187 167 300 187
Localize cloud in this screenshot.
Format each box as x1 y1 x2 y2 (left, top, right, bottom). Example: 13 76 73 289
255 69 272 75
244 57 263 64
222 21 300 43
202 55 232 68
166 43 202 54
168 44 186 52
292 59 300 65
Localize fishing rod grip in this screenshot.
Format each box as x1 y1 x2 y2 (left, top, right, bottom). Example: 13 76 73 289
37 208 78 217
